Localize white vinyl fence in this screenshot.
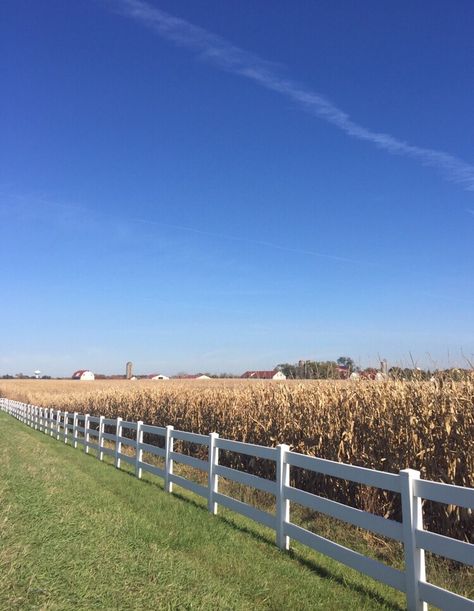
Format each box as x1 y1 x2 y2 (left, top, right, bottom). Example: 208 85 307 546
1 397 473 611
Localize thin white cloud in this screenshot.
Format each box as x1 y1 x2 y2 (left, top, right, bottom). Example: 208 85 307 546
114 0 474 191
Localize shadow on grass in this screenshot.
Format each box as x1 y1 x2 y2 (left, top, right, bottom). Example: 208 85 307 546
170 489 404 611
54 441 404 611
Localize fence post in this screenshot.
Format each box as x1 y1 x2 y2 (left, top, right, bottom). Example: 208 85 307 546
400 468 427 611
276 444 291 550
50 408 55 436
84 414 90 454
98 416 104 461
165 425 174 493
208 432 219 514
56 410 61 440
73 412 78 448
135 420 144 479
64 411 69 444
115 417 123 469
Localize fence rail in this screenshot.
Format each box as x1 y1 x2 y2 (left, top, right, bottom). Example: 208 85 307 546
1 397 473 611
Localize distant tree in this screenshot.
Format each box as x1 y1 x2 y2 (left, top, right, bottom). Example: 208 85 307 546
337 356 355 372
278 360 349 379
442 368 465 381
388 367 405 380
277 363 298 379
310 361 338 379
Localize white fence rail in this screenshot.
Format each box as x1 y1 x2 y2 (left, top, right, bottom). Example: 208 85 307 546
1 397 473 611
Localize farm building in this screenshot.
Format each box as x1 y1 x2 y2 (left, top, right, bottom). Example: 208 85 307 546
336 366 350 379
149 374 170 380
72 370 95 381
174 374 212 380
241 370 286 380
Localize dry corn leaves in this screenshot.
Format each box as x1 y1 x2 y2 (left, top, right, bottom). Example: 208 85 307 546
2 378 473 541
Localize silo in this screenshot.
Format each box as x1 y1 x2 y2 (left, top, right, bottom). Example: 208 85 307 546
126 361 133 379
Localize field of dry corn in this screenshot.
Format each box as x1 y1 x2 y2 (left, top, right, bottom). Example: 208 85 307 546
1 378 473 541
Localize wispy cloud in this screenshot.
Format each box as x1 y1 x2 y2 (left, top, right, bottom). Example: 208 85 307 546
113 0 474 191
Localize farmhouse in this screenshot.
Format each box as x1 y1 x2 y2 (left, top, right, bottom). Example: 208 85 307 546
241 370 286 380
72 370 95 381
149 374 170 380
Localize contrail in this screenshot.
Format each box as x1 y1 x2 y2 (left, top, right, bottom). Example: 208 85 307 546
131 216 371 265
113 0 474 191
0 190 369 266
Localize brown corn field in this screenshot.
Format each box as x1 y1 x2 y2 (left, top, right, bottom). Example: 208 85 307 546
1 378 472 541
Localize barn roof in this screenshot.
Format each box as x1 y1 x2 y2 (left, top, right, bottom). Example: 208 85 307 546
241 370 280 379
72 369 92 378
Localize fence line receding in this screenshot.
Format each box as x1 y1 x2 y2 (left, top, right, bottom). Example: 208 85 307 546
1 398 473 611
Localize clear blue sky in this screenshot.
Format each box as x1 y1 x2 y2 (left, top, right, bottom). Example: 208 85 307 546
1 0 473 376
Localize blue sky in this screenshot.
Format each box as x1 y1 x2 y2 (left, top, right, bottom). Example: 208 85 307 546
1 0 473 376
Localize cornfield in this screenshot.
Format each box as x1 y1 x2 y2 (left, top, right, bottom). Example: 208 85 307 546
1 378 473 541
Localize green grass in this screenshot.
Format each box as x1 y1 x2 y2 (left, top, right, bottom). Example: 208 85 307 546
0 412 407 610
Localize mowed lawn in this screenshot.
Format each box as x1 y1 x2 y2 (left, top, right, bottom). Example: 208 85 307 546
0 412 404 610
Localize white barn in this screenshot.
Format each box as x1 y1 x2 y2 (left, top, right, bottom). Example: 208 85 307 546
72 370 95 381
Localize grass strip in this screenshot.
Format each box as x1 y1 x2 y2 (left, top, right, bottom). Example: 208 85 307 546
0 411 406 610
